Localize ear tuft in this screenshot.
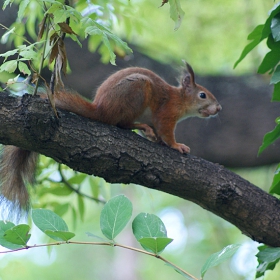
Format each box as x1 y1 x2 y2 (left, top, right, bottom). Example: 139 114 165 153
182 61 196 89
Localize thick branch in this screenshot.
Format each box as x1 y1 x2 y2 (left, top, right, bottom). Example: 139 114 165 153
0 92 280 247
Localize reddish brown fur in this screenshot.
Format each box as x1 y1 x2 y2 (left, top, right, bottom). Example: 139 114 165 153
0 64 221 216
54 65 221 153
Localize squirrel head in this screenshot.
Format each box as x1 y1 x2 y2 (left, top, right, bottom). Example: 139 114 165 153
181 61 222 118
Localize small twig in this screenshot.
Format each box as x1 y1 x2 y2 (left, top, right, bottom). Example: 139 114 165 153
0 23 38 49
0 240 199 279
50 0 70 93
34 15 50 95
58 164 106 204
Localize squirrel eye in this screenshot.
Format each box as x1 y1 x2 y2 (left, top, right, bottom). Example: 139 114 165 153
199 92 206 99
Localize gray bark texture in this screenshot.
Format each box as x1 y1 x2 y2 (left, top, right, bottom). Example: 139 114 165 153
0 92 280 247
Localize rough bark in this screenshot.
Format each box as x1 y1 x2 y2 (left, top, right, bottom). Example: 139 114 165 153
0 92 280 247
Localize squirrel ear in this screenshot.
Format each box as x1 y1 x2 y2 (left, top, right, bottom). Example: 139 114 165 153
182 61 196 89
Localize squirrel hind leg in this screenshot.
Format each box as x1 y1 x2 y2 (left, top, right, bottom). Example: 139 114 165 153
121 123 158 142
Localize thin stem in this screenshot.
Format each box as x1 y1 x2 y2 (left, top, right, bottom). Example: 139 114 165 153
34 15 50 95
0 23 37 49
0 240 199 279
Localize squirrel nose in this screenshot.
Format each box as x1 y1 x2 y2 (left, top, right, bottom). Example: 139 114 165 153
217 104 222 112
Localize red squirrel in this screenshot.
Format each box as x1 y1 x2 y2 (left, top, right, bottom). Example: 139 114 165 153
0 63 221 215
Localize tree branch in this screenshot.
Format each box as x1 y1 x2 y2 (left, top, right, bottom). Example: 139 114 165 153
0 92 280 247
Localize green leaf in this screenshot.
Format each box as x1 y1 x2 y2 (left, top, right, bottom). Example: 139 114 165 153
53 8 69 24
4 224 31 246
53 203 69 217
67 173 87 184
0 221 24 250
270 65 280 84
77 195 85 222
258 122 280 154
234 24 265 68
82 17 131 65
168 0 185 30
258 50 280 74
18 0 29 21
248 24 265 40
201 244 241 278
138 237 173 254
32 208 72 241
2 0 13 10
48 185 73 196
0 49 19 59
271 14 280 42
269 164 280 194
272 82 280 101
0 60 17 73
19 49 37 60
256 245 280 278
100 195 133 240
261 4 280 40
44 230 75 241
18 62 31 75
132 213 167 241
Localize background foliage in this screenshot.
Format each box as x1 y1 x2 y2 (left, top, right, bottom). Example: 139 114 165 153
0 0 280 279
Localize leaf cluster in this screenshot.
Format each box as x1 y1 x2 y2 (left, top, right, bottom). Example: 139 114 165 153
235 3 280 278
1 0 132 82
235 4 280 195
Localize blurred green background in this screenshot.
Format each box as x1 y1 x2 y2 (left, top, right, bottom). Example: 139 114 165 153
0 0 279 279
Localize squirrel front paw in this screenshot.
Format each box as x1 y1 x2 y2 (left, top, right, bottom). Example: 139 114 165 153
171 143 190 154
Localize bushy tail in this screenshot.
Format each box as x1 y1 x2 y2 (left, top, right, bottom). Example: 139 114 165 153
0 146 38 218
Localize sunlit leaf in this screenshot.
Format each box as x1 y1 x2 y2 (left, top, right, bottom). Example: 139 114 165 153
47 185 73 196
0 49 19 59
2 0 13 10
0 60 18 73
67 173 87 184
201 244 241 278
53 8 69 24
100 195 133 240
19 49 37 60
53 203 69 217
82 17 131 65
4 224 31 246
138 237 173 254
18 62 31 75
168 0 185 30
18 0 29 21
